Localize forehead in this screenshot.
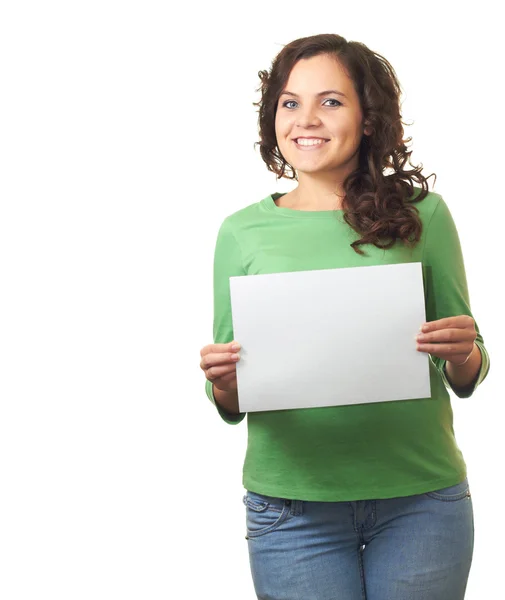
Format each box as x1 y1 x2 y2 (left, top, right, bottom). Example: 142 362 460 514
284 54 353 93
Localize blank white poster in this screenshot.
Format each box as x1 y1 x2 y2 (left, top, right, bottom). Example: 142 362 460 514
230 262 430 412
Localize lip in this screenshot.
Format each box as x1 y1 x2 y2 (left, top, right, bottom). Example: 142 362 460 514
293 136 330 141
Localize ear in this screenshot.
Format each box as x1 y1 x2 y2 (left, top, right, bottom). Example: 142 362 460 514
363 121 373 136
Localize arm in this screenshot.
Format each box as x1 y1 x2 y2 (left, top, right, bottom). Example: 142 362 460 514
204 218 247 424
422 196 490 398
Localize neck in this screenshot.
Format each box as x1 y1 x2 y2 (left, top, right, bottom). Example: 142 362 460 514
293 174 346 211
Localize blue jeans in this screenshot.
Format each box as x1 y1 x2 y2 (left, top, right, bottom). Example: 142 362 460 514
243 478 473 600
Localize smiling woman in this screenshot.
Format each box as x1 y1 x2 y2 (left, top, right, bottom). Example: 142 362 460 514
254 36 432 251
199 32 490 600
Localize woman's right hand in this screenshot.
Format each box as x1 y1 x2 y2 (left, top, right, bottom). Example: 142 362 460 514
200 341 241 393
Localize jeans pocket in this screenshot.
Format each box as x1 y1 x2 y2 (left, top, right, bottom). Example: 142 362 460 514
424 477 471 501
243 490 292 538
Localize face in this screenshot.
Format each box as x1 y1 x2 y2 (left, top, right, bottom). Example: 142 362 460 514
274 53 371 177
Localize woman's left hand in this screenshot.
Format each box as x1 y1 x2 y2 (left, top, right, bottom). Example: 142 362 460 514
416 315 477 366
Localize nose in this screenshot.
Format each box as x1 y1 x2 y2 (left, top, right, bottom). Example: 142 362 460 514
296 104 321 128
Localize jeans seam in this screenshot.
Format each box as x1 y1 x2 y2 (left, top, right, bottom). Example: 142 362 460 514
357 544 367 600
245 503 291 538
424 490 470 502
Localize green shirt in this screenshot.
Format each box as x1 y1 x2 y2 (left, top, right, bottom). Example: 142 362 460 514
205 189 490 501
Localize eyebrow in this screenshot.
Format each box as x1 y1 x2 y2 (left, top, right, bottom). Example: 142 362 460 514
279 89 347 99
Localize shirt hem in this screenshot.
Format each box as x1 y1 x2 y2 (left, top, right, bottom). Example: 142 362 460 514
243 472 468 502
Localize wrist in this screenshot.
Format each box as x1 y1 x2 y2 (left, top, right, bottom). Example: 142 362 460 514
446 342 479 368
213 384 240 414
445 343 482 389
450 343 476 367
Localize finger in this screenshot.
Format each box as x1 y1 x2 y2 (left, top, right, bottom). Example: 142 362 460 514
421 315 474 333
201 341 241 357
416 328 476 344
218 371 237 383
429 351 471 365
200 351 240 371
416 342 474 359
206 363 237 381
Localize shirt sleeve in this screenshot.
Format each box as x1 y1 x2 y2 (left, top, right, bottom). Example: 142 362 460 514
422 196 490 398
205 217 247 424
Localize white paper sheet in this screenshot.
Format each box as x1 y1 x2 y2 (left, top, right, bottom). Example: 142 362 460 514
229 262 430 412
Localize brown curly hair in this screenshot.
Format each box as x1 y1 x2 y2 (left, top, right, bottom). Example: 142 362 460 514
253 33 436 255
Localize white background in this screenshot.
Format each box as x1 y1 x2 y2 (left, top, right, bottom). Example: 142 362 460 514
0 1 502 598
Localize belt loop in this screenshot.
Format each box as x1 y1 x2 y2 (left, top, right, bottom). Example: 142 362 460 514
288 499 303 516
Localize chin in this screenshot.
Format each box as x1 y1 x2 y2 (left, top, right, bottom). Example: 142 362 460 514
291 158 342 172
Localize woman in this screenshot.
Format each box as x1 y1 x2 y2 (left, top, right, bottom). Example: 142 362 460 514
199 34 490 600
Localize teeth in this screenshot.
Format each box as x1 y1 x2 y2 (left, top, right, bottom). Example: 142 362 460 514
296 138 326 146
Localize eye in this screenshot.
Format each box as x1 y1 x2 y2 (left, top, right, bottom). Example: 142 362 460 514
323 98 342 107
281 98 342 109
282 100 297 109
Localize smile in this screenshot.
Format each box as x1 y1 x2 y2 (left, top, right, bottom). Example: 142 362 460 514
293 138 330 150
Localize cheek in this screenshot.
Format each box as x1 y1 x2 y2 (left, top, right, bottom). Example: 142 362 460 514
274 113 287 137
274 116 280 138
331 120 363 144
275 122 292 151
275 108 297 130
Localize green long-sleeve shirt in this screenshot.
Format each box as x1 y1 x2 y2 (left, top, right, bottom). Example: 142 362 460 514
205 189 490 501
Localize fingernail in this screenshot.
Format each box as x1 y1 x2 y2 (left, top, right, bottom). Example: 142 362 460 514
231 353 240 361
231 343 241 351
